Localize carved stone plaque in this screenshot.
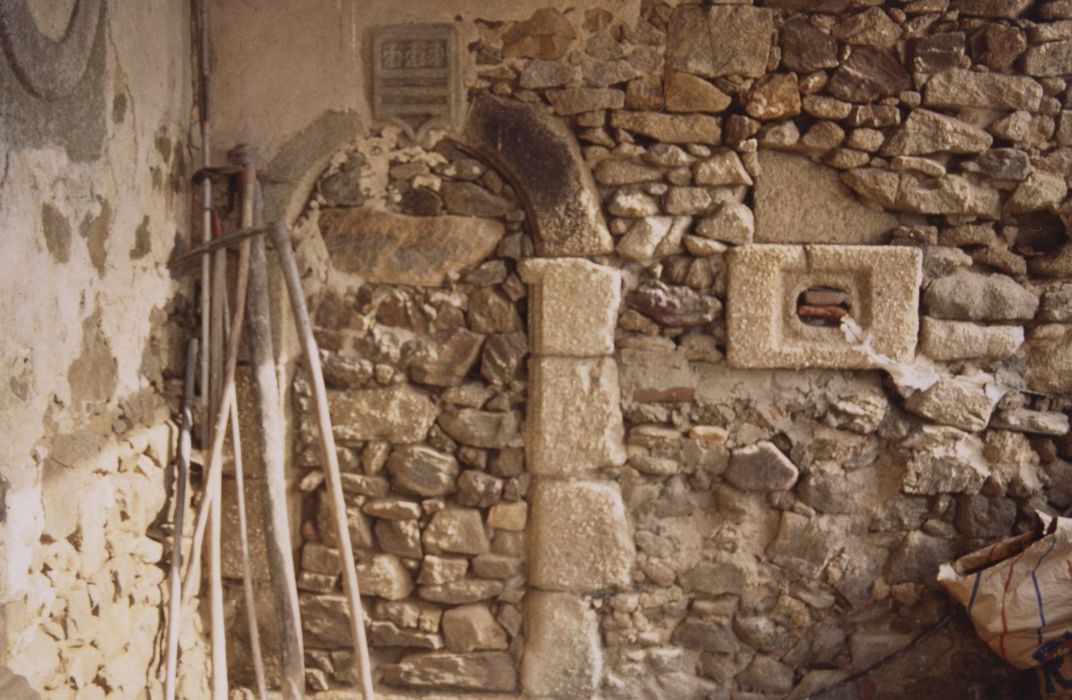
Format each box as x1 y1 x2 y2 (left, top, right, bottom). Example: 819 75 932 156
373 24 461 135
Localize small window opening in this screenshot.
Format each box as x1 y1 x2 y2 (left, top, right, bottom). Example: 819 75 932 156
797 286 850 327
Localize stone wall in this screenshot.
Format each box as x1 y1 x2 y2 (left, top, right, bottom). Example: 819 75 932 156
0 2 207 697
264 0 1072 697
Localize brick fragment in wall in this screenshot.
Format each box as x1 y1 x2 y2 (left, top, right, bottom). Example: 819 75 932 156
726 245 921 369
526 357 626 476
522 592 602 698
519 258 619 357
528 479 634 592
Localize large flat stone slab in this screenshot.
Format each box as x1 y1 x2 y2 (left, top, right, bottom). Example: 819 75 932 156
461 94 612 257
726 245 922 369
754 150 897 244
522 593 602 698
329 385 438 444
528 479 634 592
666 5 774 79
318 208 503 286
527 357 626 476
520 258 619 357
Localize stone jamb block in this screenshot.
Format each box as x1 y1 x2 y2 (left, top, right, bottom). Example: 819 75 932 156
522 592 603 698
527 357 627 476
726 245 922 369
528 479 635 592
520 258 620 357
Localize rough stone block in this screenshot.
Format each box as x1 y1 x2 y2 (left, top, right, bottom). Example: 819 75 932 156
221 476 270 582
726 245 922 369
528 479 635 591
461 94 613 257
522 592 602 698
754 151 897 244
527 357 627 475
919 318 1024 362
667 5 774 79
329 385 438 444
520 258 620 357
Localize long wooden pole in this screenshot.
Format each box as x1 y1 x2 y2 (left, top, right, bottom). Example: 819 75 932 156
269 220 375 699
229 157 268 700
246 194 305 697
164 338 197 700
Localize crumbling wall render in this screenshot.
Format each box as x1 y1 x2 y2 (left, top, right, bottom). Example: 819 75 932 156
0 2 203 697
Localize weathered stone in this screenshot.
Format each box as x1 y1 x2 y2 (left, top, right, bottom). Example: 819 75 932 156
375 519 423 559
962 148 1032 181
523 593 602 698
502 7 576 60
625 280 721 327
462 95 613 257
903 375 999 432
955 494 1017 539
882 109 992 156
847 104 902 128
593 159 661 186
680 561 747 595
456 470 503 508
387 446 459 497
438 409 523 449
318 152 366 207
1006 172 1068 214
955 0 1032 15
990 111 1055 149
617 216 687 261
726 245 922 368
356 554 415 600
609 111 721 144
973 23 1027 71
520 258 620 357
363 498 422 520
920 318 1024 361
519 60 578 89
418 578 504 604
487 502 527 531
910 32 966 73
1040 286 1072 321
417 556 468 585
339 473 389 498
472 553 522 579
672 617 740 654
321 353 374 389
886 531 956 584
902 426 989 494
781 17 838 73
924 269 1038 321
746 74 801 121
891 155 946 178
480 332 527 385
528 357 626 475
799 121 847 155
694 150 752 187
666 5 774 78
547 88 625 115
756 151 896 244
369 621 443 650
990 409 1070 436
1023 39 1072 76
318 208 503 287
739 655 795 694
385 651 516 692
330 385 438 444
696 203 754 245
665 186 737 216
301 594 354 647
924 69 1043 111
766 511 841 578
803 95 853 121
442 604 508 652
529 480 635 591
1024 324 1072 394
422 508 489 556
408 328 484 387
611 188 665 220
828 46 911 102
724 441 800 491
664 71 731 113
896 173 1001 218
441 182 512 218
467 287 522 334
